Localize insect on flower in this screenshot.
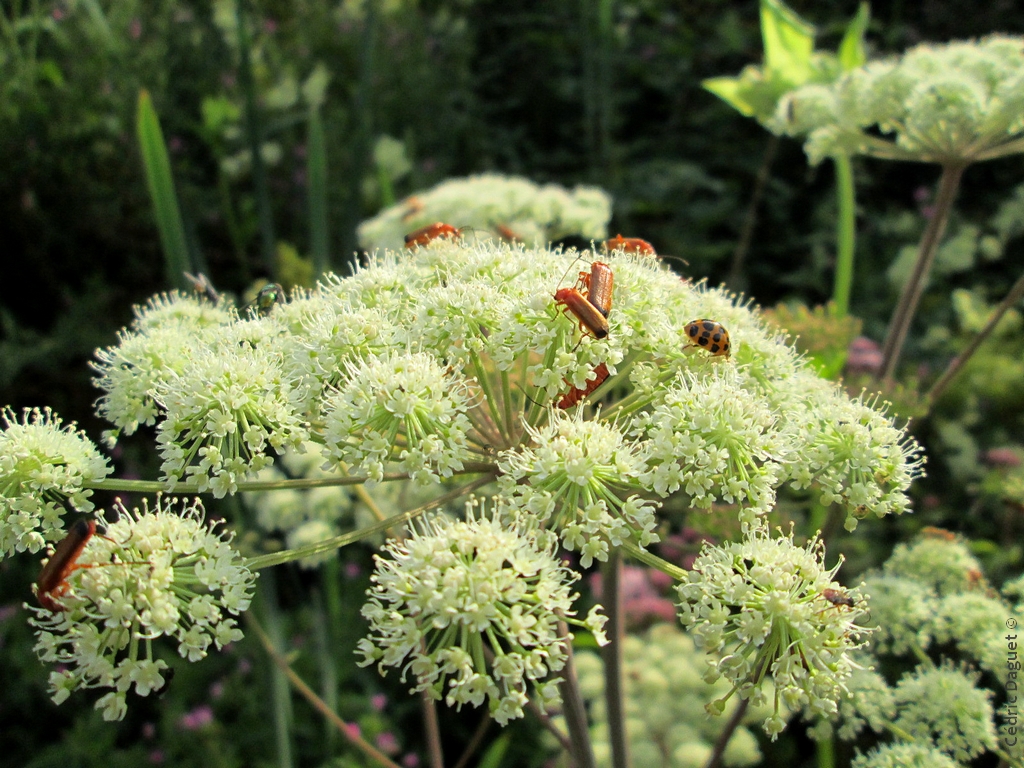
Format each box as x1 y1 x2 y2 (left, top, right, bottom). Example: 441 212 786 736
553 261 610 340
404 222 464 248
183 272 220 303
253 282 285 317
605 234 656 257
35 520 97 612
821 588 856 609
576 261 614 318
494 224 521 243
557 363 610 409
683 319 731 359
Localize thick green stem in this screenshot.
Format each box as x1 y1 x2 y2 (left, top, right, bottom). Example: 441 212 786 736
878 163 967 381
85 462 497 495
601 551 630 768
246 615 404 768
832 154 856 317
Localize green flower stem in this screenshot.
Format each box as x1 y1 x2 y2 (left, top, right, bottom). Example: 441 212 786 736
620 540 689 581
815 735 835 768
556 619 598 768
703 697 749 768
246 614 404 768
244 474 496 570
925 269 1024 409
84 463 497 495
832 154 856 317
879 162 967 381
601 551 630 768
471 351 509 445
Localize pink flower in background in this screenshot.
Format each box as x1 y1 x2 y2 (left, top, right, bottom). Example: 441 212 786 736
375 732 400 755
370 693 388 711
590 565 676 629
178 705 214 731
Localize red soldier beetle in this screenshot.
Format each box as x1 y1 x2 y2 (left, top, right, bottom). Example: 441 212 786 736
404 222 463 248
576 261 614 318
553 259 612 340
35 519 144 612
557 363 610 409
35 519 98 612
605 234 656 257
494 224 521 243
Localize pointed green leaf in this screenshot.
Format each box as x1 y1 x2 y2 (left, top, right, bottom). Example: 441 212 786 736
702 77 757 117
761 0 815 85
838 2 871 71
136 89 191 289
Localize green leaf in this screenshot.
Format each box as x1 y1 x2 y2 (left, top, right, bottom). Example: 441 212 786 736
838 2 871 71
760 0 815 86
136 89 191 289
478 733 512 768
702 76 757 117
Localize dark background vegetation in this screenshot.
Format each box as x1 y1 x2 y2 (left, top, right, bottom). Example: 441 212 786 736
2 1 1023 765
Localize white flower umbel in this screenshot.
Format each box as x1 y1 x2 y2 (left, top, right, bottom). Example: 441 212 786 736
356 499 607 726
154 331 308 497
851 743 962 768
0 407 110 559
892 664 998 763
357 173 612 250
636 367 783 525
89 239 922 534
677 526 869 739
322 351 475 485
784 383 924 531
28 496 256 721
774 35 1024 165
498 409 657 567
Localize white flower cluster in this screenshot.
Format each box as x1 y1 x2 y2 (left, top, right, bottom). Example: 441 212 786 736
676 527 870 739
0 407 109 558
498 411 658 567
28 496 256 721
356 500 607 726
322 351 474 485
574 624 765 768
356 173 612 250
773 35 1024 164
87 238 923 555
862 530 1018 679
